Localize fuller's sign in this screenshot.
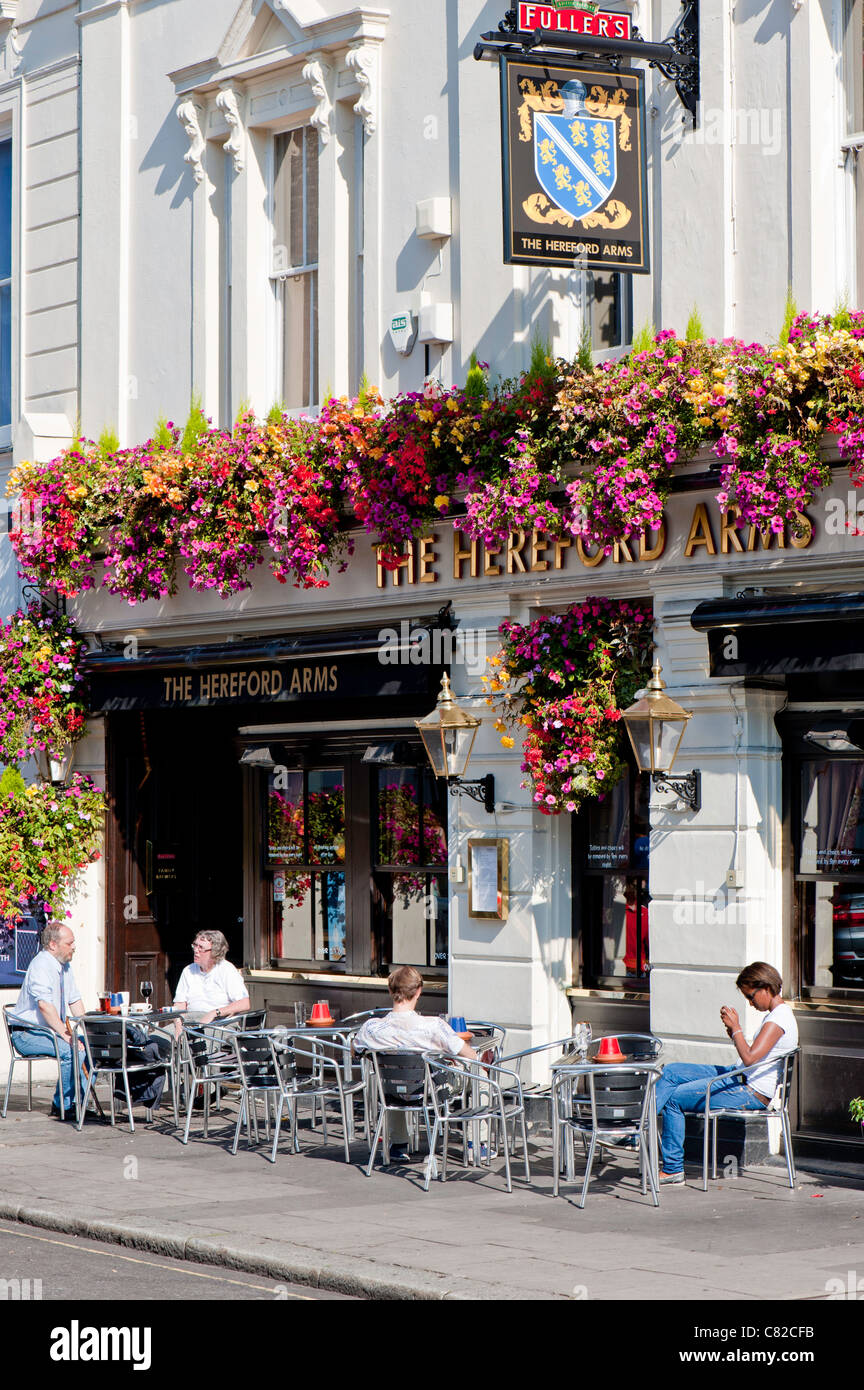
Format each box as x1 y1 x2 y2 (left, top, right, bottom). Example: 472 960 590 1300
500 58 649 272
515 5 632 40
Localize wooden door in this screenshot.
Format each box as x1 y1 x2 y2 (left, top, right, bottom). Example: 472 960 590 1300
106 711 244 1005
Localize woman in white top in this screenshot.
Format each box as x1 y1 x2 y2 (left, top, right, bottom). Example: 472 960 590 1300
654 961 798 1184
173 930 251 1025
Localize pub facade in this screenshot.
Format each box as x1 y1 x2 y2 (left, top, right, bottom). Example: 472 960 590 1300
0 0 864 1152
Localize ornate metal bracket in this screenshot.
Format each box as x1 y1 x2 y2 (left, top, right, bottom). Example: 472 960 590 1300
475 0 700 126
448 774 496 814
21 584 66 617
652 768 701 812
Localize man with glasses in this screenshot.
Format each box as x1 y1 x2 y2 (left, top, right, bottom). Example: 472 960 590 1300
653 961 798 1184
173 930 250 1024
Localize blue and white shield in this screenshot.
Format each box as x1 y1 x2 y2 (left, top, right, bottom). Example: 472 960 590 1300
533 111 617 219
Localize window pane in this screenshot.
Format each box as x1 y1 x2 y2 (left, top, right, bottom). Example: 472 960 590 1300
280 269 316 409
314 871 346 961
0 141 10 282
800 879 864 988
377 770 421 864
598 874 650 979
267 769 305 864
307 770 345 865
373 871 448 968
271 870 346 962
272 871 312 958
376 768 447 866
305 126 319 264
586 775 630 869
800 761 864 875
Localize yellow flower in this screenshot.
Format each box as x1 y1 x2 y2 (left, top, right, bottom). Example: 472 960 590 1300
500 736 515 749
493 719 506 732
433 494 450 511
243 479 259 493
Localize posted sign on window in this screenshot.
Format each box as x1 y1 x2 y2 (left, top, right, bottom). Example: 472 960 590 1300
499 58 649 273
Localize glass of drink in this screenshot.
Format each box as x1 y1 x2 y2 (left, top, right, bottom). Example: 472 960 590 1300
574 1021 591 1059
140 980 153 1008
294 1001 308 1027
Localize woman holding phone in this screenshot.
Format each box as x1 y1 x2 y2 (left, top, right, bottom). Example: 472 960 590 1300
654 962 798 1184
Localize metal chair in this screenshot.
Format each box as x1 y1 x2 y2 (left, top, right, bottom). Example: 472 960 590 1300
176 1024 243 1145
76 1016 177 1133
464 1021 506 1062
2 1004 70 1119
363 1051 437 1176
552 1062 661 1208
701 1049 799 1191
282 1036 371 1162
422 1054 531 1193
230 1030 297 1162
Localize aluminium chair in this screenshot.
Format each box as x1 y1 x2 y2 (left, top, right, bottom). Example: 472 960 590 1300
552 1062 661 1208
177 1023 243 1145
76 1016 177 1133
701 1049 799 1191
230 1030 297 1162
2 1004 70 1119
363 1051 438 1176
422 1054 531 1193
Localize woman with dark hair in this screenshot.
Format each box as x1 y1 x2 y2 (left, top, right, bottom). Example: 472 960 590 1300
654 961 798 1184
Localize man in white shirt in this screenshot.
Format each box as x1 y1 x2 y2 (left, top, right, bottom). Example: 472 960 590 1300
354 965 477 1162
8 923 86 1118
173 930 250 1024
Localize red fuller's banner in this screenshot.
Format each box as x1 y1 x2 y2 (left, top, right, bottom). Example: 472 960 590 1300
515 5 632 40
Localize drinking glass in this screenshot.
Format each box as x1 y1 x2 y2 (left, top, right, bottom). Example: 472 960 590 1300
294 1001 308 1027
140 980 153 1007
574 1021 591 1059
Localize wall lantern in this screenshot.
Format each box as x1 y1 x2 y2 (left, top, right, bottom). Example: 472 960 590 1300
621 661 701 812
416 674 495 813
34 741 77 787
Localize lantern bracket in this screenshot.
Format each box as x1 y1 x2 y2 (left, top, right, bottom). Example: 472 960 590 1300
448 774 496 815
651 768 700 813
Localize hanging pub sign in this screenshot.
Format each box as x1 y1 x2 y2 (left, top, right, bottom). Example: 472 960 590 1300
499 58 649 272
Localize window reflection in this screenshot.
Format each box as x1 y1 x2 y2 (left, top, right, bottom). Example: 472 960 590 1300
272 870 345 962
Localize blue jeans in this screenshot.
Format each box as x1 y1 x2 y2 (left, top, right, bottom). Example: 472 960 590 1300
10 1027 82 1113
655 1064 767 1174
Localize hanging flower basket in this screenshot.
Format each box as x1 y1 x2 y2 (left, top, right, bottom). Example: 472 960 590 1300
0 766 105 923
0 605 89 769
485 597 654 814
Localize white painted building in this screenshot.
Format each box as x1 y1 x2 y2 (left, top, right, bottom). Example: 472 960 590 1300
1 0 863 1149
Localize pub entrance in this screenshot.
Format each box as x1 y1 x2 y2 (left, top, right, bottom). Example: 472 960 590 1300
106 710 244 1005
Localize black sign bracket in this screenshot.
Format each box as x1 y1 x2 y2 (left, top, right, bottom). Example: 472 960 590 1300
475 1 700 127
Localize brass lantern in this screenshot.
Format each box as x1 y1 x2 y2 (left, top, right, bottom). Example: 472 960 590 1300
621 661 700 811
416 674 494 812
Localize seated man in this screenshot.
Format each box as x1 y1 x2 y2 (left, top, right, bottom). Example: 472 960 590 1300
654 961 798 1184
8 922 86 1119
354 965 477 1163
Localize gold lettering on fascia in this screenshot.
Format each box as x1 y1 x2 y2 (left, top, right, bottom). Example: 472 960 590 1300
161 664 339 706
378 526 668 588
686 504 813 559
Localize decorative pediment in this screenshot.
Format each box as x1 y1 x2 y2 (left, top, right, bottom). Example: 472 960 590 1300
170 0 388 97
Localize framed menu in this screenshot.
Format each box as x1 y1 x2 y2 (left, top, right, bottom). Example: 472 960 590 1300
468 838 509 920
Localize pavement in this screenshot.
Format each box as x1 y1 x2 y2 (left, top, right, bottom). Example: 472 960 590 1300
1 1084 863 1302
